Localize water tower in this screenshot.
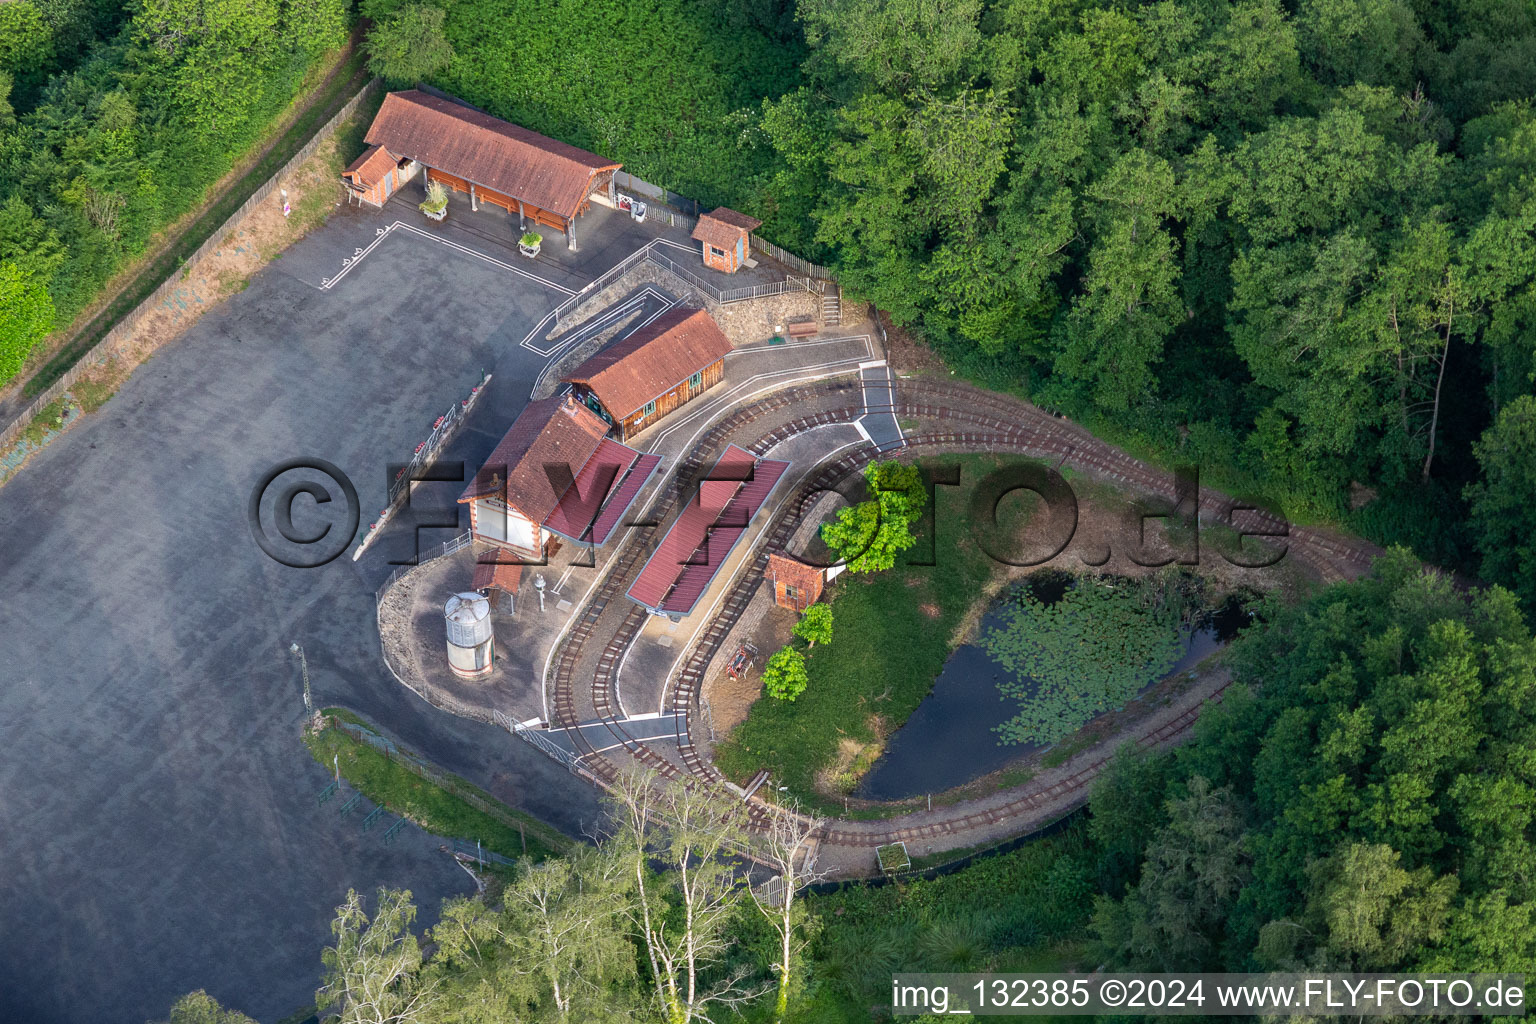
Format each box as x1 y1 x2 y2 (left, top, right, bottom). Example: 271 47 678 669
444 592 494 680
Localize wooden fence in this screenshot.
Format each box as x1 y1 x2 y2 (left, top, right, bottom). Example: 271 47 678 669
0 78 383 449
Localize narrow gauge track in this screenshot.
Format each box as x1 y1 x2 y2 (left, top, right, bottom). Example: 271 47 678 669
544 375 1381 847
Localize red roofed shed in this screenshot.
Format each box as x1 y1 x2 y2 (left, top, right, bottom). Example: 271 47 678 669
341 90 622 249
562 307 733 441
692 208 761 274
765 552 824 612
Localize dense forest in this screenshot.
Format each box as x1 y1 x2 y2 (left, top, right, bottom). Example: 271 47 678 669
358 0 1536 611
0 0 350 383
158 554 1536 1021
6 0 1536 608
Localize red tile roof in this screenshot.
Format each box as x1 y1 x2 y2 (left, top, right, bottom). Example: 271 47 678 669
343 144 396 187
586 453 662 545
542 438 653 542
472 552 524 594
627 445 790 614
365 90 621 220
692 208 762 251
460 396 611 529
561 308 733 421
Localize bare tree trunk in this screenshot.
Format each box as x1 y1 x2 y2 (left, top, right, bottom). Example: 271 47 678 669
1421 298 1453 484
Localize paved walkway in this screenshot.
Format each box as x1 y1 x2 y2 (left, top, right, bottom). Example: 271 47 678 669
856 359 904 452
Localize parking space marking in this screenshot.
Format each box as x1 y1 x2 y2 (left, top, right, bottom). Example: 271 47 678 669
320 221 577 295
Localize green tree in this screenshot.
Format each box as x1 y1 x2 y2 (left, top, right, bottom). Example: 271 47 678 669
0 262 54 386
429 849 637 1022
820 461 927 573
1053 149 1183 410
1466 396 1536 612
154 991 258 1024
1093 776 1251 970
282 0 349 53
317 888 439 1024
1306 843 1457 969
366 4 453 86
763 646 809 701
0 2 54 76
609 769 765 1023
792 603 833 647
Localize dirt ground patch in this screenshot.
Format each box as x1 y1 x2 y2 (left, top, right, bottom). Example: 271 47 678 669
880 312 950 377
701 599 799 735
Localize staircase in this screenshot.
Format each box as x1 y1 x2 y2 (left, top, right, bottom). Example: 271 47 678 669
820 282 841 328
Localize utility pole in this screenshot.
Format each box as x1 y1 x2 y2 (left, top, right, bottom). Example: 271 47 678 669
289 642 313 718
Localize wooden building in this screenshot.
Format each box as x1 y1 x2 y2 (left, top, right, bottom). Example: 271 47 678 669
765 552 824 611
460 394 660 558
341 90 621 250
562 307 733 441
691 208 761 273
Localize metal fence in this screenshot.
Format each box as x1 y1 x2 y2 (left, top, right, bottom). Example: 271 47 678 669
328 716 573 854
749 234 833 279
385 373 490 507
373 529 472 606
0 78 384 450
496 710 601 786
718 274 827 303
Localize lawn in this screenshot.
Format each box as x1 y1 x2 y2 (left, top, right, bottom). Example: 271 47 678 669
714 454 1041 813
304 710 571 862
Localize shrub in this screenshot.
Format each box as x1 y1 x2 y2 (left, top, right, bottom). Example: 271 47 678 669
419 179 448 214
792 603 833 647
762 647 808 701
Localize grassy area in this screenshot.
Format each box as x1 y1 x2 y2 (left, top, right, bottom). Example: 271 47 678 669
19 398 68 447
70 373 118 414
715 454 1039 814
21 46 370 399
304 711 571 863
793 825 1096 1020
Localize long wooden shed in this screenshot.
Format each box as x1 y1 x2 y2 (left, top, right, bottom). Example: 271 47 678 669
341 90 621 249
561 307 733 441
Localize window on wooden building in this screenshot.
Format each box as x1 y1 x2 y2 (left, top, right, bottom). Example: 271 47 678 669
644 399 656 417
689 371 703 389
709 245 727 259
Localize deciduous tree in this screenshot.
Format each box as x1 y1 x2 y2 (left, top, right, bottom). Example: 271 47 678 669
762 647 809 702
791 604 832 648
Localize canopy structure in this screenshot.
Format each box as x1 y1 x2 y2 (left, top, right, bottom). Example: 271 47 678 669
627 445 790 616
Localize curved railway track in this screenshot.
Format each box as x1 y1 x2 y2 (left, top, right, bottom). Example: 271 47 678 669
542 375 1381 849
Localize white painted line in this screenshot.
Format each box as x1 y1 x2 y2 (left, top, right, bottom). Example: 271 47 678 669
523 284 672 358
853 419 874 445
321 221 575 295
645 335 876 456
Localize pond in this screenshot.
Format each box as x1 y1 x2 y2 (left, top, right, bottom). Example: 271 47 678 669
854 581 1249 802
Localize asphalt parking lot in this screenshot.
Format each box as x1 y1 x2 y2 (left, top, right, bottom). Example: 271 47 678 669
0 205 624 1022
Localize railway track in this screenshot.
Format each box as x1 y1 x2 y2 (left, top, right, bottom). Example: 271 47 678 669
538 374 1380 850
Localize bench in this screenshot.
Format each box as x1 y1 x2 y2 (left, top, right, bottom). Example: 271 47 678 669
785 318 818 339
